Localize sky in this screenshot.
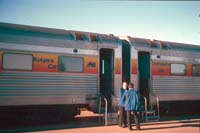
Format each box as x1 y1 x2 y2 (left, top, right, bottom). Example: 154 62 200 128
0 0 200 45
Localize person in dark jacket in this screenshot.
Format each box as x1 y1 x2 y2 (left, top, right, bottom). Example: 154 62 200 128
118 81 128 127
124 83 141 131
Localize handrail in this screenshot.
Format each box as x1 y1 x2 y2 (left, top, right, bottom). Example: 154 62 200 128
144 96 160 121
98 93 108 126
144 97 147 112
157 96 160 120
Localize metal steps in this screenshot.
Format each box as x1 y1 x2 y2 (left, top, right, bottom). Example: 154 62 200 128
105 112 118 125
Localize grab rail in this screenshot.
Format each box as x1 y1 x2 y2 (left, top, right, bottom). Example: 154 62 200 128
144 96 160 121
98 93 108 126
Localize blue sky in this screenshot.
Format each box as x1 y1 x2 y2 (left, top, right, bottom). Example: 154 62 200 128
0 0 200 45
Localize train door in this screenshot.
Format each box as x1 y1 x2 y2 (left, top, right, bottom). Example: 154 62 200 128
138 51 150 100
100 48 114 111
122 40 131 83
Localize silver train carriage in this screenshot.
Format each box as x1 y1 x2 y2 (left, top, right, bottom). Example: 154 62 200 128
0 22 199 120
120 36 200 114
0 22 122 119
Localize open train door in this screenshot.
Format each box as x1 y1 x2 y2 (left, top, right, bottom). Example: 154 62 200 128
122 40 131 83
100 48 114 111
138 51 151 101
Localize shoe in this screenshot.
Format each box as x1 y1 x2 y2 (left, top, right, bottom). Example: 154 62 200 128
137 127 141 130
128 127 133 131
122 124 127 128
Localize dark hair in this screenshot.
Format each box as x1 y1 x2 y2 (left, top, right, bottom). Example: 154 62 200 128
128 83 134 88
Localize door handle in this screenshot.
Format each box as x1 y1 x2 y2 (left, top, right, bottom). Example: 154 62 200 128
102 60 104 74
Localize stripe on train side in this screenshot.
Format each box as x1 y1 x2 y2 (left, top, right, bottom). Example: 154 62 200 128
186 64 192 76
151 61 194 77
152 61 170 76
0 51 2 72
1 51 99 74
84 56 98 74
33 53 58 72
131 59 137 74
115 58 121 74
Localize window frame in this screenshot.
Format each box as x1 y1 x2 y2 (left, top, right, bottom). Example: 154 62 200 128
2 52 33 71
170 63 186 76
58 56 84 73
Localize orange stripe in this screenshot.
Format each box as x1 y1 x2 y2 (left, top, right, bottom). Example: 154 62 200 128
33 53 99 73
186 64 192 76
152 62 170 76
84 56 98 74
115 58 121 74
132 59 137 74
33 53 58 72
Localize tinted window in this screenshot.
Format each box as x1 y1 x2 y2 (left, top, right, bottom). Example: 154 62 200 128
3 53 33 70
75 33 90 41
59 56 83 72
192 64 200 76
150 41 161 49
171 64 186 76
90 35 99 42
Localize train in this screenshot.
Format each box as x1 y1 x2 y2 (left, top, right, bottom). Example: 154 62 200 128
0 22 199 121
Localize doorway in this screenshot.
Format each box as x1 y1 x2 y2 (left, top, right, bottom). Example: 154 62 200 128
138 51 150 99
122 40 131 83
100 48 114 111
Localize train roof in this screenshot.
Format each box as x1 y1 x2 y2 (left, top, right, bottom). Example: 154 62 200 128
0 22 121 45
121 36 200 53
1 22 200 53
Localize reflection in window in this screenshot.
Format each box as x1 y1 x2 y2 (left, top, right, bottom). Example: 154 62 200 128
171 64 186 76
90 34 99 42
150 41 161 49
75 33 90 41
3 53 33 70
192 64 200 76
59 56 83 72
160 42 170 50
99 36 119 44
66 33 75 40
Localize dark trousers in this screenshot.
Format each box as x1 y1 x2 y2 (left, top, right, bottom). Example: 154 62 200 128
118 106 126 126
126 110 140 130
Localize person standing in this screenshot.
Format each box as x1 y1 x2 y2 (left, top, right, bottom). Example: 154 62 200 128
118 81 128 127
124 83 141 131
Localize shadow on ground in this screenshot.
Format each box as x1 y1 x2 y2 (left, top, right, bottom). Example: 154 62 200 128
0 115 199 133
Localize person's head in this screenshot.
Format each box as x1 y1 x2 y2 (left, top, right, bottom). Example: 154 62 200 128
128 83 134 90
122 82 128 89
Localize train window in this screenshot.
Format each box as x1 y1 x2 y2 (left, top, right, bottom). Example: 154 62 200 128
192 64 200 76
150 41 161 49
3 53 33 70
133 38 150 48
59 56 83 72
90 34 99 42
99 36 119 44
160 42 170 50
66 33 75 40
75 33 90 42
170 64 186 76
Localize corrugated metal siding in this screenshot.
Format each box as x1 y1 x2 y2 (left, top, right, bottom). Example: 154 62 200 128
0 72 98 96
152 76 200 94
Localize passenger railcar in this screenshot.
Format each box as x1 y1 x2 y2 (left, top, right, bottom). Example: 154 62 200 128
0 22 199 121
0 22 122 120
120 36 200 114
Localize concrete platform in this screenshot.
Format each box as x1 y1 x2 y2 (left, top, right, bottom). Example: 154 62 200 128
1 117 199 133
30 119 200 133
